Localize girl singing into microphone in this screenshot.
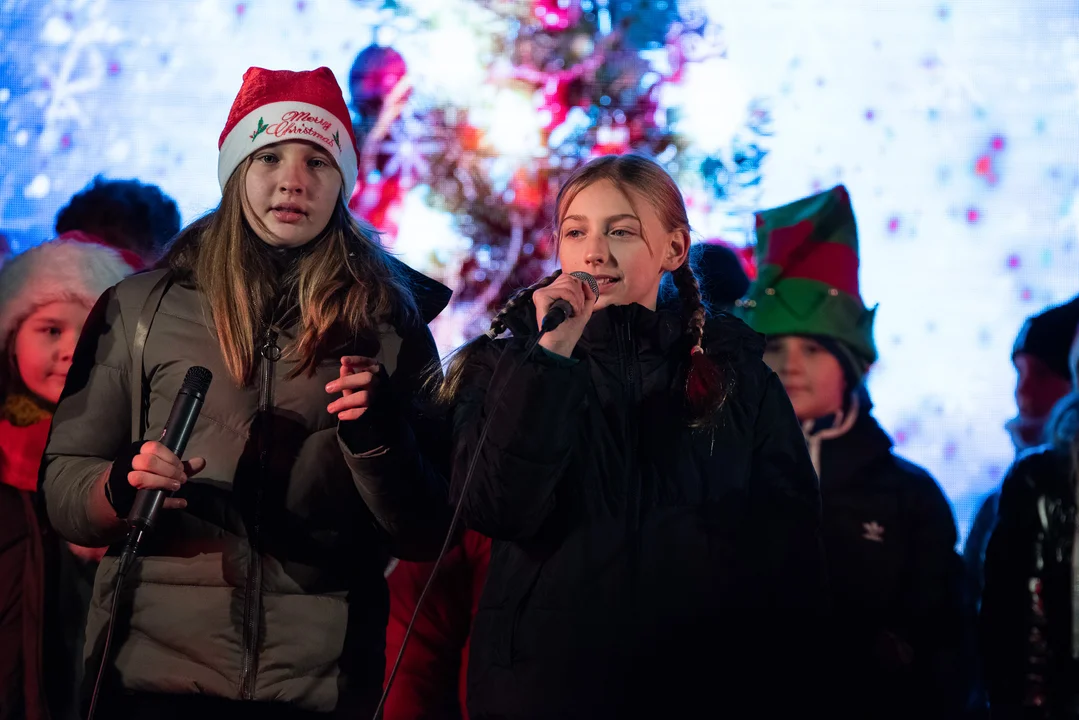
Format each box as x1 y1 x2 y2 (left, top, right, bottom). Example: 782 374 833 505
41 67 451 719
439 154 827 718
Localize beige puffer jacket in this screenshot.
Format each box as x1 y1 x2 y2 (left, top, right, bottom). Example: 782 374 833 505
42 261 451 714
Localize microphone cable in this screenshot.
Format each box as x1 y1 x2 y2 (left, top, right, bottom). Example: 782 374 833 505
86 541 136 720
372 330 548 719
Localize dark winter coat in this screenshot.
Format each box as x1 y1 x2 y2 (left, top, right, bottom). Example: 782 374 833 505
40 252 451 715
981 444 1079 718
0 417 84 720
451 301 828 719
812 403 964 719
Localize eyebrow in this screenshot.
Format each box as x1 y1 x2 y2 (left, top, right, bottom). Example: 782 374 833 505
261 140 332 158
562 213 640 224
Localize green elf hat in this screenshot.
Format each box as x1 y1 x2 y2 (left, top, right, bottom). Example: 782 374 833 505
739 185 878 370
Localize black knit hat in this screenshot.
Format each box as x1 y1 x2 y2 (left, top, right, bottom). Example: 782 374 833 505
1012 295 1079 381
690 242 751 311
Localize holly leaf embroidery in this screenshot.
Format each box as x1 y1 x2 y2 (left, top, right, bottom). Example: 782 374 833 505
332 130 341 150
250 117 269 142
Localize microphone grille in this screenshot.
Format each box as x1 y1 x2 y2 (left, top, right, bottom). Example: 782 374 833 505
181 366 213 396
568 271 600 298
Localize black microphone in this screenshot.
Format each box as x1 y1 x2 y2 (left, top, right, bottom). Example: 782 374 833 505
540 271 601 333
118 365 212 574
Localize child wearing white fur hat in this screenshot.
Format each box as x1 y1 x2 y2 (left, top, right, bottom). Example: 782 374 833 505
0 234 135 720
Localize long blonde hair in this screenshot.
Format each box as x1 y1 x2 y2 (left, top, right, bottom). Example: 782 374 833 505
165 158 416 386
437 154 728 426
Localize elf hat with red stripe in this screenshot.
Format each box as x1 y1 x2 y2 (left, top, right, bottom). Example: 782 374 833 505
218 66 358 197
739 185 878 369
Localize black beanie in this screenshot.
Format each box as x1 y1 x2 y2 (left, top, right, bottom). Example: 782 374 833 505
1012 295 1079 381
690 243 751 311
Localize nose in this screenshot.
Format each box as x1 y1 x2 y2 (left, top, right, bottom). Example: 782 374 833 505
278 156 307 195
1015 369 1032 409
58 333 77 364
582 234 610 269
778 345 803 378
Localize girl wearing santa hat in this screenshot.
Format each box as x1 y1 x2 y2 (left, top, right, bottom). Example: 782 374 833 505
0 235 136 720
40 67 451 719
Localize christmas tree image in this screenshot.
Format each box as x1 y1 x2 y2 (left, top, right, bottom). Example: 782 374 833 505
343 0 770 347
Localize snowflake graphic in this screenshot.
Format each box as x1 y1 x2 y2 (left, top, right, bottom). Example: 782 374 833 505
376 110 446 187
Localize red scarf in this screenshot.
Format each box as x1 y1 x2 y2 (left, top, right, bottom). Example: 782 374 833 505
0 411 51 492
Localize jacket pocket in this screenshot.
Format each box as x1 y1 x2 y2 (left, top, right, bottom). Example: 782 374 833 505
470 549 542 671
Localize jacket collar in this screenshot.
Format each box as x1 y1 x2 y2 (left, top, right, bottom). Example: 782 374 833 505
497 294 765 364
387 255 452 325
814 393 896 490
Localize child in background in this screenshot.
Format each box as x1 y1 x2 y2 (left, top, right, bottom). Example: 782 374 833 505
54 175 182 267
741 185 964 719
0 237 135 720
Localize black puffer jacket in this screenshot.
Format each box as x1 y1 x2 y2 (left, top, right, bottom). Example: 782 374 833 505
811 401 964 719
980 391 1079 719
451 301 828 719
981 445 1078 719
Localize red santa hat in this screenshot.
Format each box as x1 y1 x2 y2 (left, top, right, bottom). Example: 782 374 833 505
0 233 137 349
218 66 359 198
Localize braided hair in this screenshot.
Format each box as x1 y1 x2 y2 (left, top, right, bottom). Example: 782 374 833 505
671 261 728 426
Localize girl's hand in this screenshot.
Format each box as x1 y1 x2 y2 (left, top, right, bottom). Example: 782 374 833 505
534 273 598 358
128 441 205 511
326 356 381 421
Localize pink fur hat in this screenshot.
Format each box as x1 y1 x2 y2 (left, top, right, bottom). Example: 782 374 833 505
0 232 137 350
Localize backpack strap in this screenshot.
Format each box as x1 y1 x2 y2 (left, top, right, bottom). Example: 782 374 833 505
130 271 174 443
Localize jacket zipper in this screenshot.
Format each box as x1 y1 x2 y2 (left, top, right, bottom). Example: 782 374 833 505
240 327 278 699
621 321 641 532
617 319 644 623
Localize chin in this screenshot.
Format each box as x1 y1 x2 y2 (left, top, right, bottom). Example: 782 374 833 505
42 387 64 405
267 230 316 248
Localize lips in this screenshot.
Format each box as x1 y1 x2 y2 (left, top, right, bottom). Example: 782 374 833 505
593 275 620 295
271 203 307 223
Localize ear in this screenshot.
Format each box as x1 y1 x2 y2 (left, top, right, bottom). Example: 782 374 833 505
660 229 689 273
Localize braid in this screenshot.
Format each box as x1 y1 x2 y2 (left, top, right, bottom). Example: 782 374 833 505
431 270 562 405
671 261 728 427
671 262 706 352
486 270 562 339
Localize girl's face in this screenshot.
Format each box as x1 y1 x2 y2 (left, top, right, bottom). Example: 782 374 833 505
243 140 343 248
1014 352 1072 421
558 180 687 311
13 300 88 405
763 335 846 423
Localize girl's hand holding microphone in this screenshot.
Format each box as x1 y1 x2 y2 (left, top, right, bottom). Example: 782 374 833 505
534 272 599 358
127 441 206 512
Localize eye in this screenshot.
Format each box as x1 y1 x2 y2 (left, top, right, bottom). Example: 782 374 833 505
39 325 62 337
562 228 585 239
308 157 330 169
609 227 636 238
255 153 278 164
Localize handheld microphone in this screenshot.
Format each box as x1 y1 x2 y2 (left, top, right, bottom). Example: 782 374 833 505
118 365 212 573
540 271 601 333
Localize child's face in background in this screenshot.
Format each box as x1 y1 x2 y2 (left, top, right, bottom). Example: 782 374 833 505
763 335 846 423
243 140 343 248
1013 352 1072 421
558 180 687 311
13 300 88 405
